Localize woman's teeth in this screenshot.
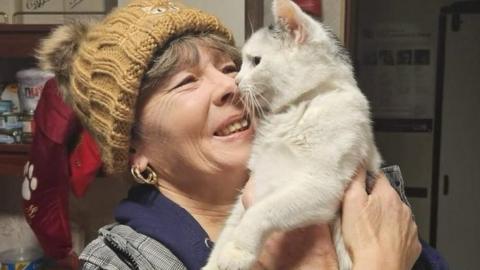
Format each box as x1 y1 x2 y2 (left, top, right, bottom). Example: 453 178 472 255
216 119 249 136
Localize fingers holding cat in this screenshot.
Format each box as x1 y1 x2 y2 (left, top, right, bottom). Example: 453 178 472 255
342 168 422 270
241 168 422 270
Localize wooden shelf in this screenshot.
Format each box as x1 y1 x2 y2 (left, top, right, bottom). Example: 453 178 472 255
0 144 31 176
0 24 52 176
0 24 55 57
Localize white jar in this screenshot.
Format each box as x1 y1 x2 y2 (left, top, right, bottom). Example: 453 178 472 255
16 69 54 114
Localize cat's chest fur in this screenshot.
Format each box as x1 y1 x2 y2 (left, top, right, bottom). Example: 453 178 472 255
251 88 367 160
247 88 371 199
253 102 311 155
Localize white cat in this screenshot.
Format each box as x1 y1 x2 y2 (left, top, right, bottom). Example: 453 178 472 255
203 0 382 269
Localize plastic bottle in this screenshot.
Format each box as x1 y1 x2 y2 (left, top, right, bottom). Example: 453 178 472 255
0 247 43 270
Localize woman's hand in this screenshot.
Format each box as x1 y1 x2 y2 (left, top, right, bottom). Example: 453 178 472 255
342 168 422 270
252 224 338 270
241 179 338 270
241 166 421 270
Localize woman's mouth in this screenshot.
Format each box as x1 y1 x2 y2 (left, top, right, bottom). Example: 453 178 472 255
214 116 251 137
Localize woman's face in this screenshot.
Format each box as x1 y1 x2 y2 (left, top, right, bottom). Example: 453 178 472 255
136 45 253 187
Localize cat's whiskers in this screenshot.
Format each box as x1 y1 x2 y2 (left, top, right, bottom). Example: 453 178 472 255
247 90 258 120
249 86 270 119
247 15 255 39
256 93 272 112
251 94 261 118
252 93 266 119
230 90 241 107
240 87 255 120
239 94 250 121
239 84 272 121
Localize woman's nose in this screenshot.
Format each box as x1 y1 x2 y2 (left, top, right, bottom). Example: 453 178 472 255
212 72 238 107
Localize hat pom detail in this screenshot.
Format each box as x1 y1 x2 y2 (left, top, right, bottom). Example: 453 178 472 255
36 21 94 100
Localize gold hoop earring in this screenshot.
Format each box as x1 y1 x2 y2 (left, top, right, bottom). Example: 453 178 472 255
131 164 157 185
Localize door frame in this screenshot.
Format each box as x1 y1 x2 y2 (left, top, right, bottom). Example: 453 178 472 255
245 0 264 40
431 1 480 247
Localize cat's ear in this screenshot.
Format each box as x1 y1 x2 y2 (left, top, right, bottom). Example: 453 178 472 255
273 0 308 44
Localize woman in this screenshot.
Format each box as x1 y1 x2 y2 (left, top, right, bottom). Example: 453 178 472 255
37 0 422 269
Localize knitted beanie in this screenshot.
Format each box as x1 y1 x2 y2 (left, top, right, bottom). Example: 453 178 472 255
37 0 234 175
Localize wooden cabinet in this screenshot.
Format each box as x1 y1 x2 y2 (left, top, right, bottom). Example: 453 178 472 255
0 24 55 57
0 24 53 176
0 144 30 176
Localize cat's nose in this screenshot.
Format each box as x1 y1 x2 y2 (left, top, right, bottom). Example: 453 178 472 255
235 74 242 85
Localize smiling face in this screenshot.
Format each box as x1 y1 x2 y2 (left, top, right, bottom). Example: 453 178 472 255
132 34 253 199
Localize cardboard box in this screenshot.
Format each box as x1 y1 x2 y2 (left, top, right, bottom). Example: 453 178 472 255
8 0 115 24
12 0 115 24
65 0 116 21
63 14 104 23
0 0 16 23
15 0 64 12
64 0 115 22
13 14 65 24
64 0 115 12
13 0 64 24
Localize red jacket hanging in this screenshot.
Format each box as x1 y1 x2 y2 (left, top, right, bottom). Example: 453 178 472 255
22 78 101 265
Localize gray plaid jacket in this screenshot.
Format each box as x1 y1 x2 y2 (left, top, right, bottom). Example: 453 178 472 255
79 165 411 270
79 224 187 270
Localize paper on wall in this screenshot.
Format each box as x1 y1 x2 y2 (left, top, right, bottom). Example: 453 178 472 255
357 23 435 119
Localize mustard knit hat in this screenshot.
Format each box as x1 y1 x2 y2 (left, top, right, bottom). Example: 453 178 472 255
37 0 234 175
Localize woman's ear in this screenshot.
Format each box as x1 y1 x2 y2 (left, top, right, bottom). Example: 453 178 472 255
131 152 150 171
273 0 308 44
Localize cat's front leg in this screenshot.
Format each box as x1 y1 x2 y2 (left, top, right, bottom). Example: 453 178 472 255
215 240 258 270
203 202 246 270
214 195 280 270
216 180 342 270
333 218 352 270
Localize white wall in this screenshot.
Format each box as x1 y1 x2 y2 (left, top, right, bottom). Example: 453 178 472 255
263 0 346 43
117 0 129 6
181 0 246 45
118 0 246 45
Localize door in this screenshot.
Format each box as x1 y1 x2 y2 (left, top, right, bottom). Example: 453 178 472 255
436 11 480 270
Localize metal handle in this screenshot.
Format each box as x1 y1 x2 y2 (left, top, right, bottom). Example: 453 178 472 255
443 174 450 195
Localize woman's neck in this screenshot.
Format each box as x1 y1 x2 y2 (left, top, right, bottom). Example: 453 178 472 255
157 181 239 241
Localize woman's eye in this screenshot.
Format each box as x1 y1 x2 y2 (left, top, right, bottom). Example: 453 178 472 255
222 65 238 74
253 56 261 66
174 75 197 89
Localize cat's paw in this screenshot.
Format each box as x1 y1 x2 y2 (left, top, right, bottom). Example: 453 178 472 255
338 254 353 270
202 262 220 270
216 241 256 270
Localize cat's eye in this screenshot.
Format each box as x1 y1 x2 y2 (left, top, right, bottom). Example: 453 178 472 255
253 56 262 66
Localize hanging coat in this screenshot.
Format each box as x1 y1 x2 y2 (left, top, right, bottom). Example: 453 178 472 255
22 78 101 262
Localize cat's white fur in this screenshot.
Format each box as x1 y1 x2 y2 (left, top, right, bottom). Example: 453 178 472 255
203 0 381 269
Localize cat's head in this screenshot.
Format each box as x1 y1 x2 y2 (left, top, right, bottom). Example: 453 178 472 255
237 0 351 115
